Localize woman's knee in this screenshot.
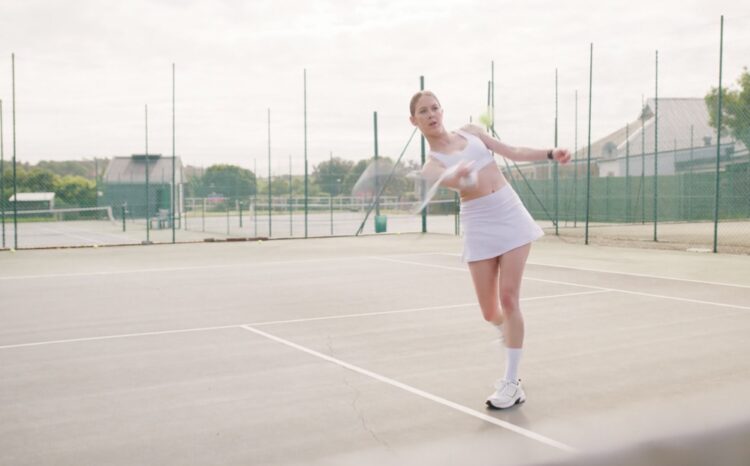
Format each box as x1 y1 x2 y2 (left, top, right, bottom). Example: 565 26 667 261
479 302 500 322
499 289 520 314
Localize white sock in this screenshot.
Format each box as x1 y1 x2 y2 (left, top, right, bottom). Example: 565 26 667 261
504 348 523 383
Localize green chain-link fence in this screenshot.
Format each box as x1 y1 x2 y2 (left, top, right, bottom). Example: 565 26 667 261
1 21 748 254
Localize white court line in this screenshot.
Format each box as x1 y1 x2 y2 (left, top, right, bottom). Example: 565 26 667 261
437 252 750 289
240 324 578 454
0 290 607 350
0 252 445 281
372 257 750 312
253 290 610 326
253 302 476 326
0 324 242 350
527 261 750 290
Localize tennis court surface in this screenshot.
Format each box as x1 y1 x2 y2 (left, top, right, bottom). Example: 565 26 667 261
2 234 749 465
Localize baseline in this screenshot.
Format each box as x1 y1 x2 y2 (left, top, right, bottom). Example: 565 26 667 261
0 252 446 282
0 290 609 350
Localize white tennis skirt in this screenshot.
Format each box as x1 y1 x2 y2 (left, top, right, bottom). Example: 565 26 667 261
460 184 544 262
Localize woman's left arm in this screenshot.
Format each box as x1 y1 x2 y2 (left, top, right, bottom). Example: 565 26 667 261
461 124 571 164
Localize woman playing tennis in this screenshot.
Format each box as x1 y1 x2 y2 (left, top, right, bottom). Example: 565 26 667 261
410 90 570 409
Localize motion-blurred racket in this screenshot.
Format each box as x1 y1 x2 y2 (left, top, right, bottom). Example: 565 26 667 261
350 158 395 199
408 161 477 214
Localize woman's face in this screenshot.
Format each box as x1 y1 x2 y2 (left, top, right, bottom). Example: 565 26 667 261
410 94 444 136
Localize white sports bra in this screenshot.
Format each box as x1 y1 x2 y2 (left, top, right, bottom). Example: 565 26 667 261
429 130 494 171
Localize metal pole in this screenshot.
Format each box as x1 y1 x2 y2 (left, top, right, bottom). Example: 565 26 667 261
289 153 293 236
145 104 150 243
653 50 659 242
373 111 380 218
585 44 593 245
268 108 272 237
330 193 334 236
303 69 308 238
625 123 630 222
0 98 5 248
94 157 98 204
491 61 495 132
713 15 724 253
490 63 520 197
171 63 176 243
11 54 18 249
690 124 694 219
253 158 257 237
641 96 646 224
419 75 427 233
574 90 578 228
554 68 559 235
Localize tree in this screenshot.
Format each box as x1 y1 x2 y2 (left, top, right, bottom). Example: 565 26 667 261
256 176 321 198
2 166 97 208
705 67 750 151
193 164 256 200
36 160 104 179
54 176 96 207
22 168 57 193
312 157 354 196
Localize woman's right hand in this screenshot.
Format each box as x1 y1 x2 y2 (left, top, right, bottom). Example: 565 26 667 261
452 161 477 189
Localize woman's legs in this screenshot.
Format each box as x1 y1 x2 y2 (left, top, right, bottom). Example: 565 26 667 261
471 243 533 408
497 243 532 349
467 243 532 345
468 256 502 325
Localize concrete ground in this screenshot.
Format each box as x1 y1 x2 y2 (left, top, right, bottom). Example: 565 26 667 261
1 234 749 465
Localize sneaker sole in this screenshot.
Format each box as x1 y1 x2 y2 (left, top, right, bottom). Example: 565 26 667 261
485 395 526 410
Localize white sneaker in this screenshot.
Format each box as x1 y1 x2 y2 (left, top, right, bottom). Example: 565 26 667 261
486 379 526 409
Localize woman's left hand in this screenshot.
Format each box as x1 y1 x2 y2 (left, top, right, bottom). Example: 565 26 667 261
551 148 572 164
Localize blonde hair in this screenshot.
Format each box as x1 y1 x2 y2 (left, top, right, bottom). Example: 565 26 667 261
409 90 440 116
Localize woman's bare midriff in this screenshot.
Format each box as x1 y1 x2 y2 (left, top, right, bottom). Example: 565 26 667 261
459 164 508 202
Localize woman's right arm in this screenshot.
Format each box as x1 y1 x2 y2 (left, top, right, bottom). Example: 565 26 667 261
422 158 472 191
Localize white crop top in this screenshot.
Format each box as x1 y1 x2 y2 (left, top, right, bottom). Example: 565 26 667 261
428 130 494 171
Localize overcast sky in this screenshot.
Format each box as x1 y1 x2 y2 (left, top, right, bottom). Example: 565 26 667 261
1 0 749 175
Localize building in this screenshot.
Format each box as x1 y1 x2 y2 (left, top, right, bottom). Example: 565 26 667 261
594 98 746 177
100 155 184 220
8 192 55 211
510 98 748 181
